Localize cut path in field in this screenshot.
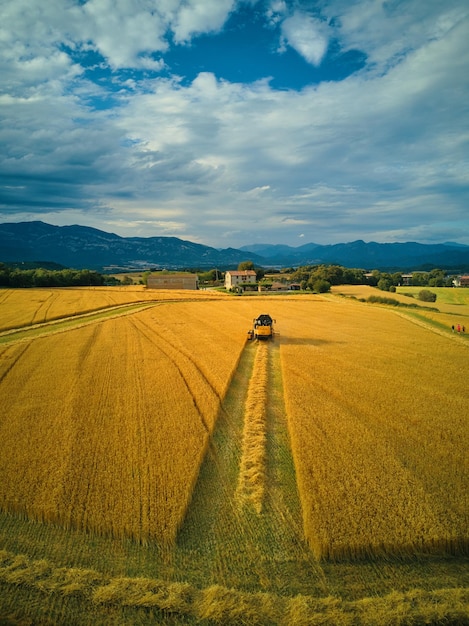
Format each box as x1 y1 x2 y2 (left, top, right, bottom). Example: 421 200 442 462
235 341 269 513
173 340 329 597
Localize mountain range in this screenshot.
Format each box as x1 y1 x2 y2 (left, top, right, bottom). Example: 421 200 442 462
1 221 469 272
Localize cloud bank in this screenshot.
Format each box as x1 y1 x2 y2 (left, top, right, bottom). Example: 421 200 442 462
0 0 468 247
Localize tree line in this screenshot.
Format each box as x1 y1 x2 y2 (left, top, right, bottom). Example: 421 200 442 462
285 265 453 293
0 264 105 288
0 260 455 292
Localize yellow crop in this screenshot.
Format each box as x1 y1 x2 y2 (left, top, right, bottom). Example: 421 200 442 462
278 298 468 559
0 300 248 544
0 285 227 332
0 290 468 625
0 290 467 563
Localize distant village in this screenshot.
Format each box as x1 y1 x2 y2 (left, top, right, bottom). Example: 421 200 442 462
144 266 469 292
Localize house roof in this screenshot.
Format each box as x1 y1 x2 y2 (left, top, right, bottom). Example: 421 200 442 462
148 273 198 278
226 270 256 276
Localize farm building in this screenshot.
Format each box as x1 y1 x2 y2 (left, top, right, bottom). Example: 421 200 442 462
225 270 257 290
270 281 287 291
146 273 199 290
457 275 469 287
259 281 302 292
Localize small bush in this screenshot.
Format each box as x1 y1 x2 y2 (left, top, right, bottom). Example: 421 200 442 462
418 289 437 302
368 296 400 306
313 279 331 293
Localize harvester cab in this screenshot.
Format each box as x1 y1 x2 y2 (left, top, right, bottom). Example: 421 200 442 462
248 314 275 341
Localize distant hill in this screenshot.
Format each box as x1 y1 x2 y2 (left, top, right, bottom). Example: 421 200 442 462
1 221 469 272
240 240 469 271
238 242 320 259
0 221 264 271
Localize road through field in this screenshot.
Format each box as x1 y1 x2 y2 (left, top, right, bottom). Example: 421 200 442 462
173 339 327 597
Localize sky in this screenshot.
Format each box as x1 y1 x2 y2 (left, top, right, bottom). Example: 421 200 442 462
1 0 468 248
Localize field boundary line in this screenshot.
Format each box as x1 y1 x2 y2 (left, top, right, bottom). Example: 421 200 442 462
0 302 159 345
1 549 468 625
391 309 469 345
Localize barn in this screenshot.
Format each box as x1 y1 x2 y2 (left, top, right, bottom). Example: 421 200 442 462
146 273 199 290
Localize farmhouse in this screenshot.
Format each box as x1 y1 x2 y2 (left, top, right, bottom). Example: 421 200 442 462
146 273 199 290
459 275 469 287
225 270 257 290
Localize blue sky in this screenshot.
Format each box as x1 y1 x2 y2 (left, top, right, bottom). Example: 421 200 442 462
0 0 468 248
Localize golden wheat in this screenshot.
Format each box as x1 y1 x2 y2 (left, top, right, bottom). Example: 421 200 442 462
278 297 469 560
0 285 228 333
0 300 249 544
1 291 467 563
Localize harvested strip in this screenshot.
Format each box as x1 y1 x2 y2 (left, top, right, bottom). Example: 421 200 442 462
236 342 269 513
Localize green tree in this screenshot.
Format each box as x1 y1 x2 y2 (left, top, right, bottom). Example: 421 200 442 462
238 260 254 271
290 265 316 284
255 267 265 281
377 276 392 291
312 279 331 293
198 269 217 283
428 269 445 287
0 263 10 286
367 270 381 287
411 272 428 286
391 272 403 286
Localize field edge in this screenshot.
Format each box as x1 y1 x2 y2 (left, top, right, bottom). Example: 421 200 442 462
1 549 469 625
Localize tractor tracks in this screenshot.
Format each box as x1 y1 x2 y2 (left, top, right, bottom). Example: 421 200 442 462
0 342 32 385
126 316 216 438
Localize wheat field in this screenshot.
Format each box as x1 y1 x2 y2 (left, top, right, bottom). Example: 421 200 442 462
0 285 225 333
0 288 468 624
277 297 468 560
0 299 251 544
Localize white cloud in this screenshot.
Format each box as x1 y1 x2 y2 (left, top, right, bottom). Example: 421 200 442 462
280 11 329 66
79 0 170 68
172 0 238 43
321 0 469 74
116 9 469 243
266 0 288 25
0 0 243 73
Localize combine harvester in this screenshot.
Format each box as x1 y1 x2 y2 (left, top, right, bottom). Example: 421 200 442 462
247 314 276 341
